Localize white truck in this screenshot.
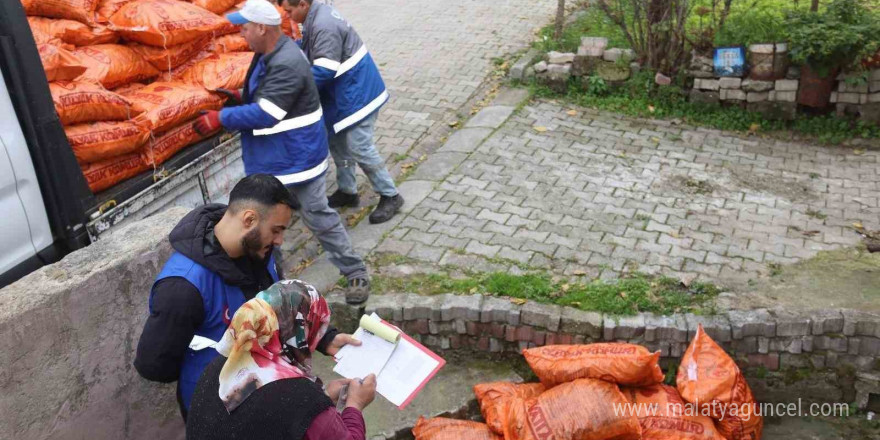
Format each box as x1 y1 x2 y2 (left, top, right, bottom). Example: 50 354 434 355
0 2 246 288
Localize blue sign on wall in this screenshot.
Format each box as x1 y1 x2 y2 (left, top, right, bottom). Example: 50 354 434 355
713 46 746 77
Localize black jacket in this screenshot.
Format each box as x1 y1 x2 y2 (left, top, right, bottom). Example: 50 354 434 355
133 204 338 387
186 356 333 440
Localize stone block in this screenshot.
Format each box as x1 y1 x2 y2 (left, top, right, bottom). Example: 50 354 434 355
533 61 548 73
742 80 774 92
839 81 869 93
403 294 443 321
769 90 797 102
365 294 404 321
786 66 800 79
480 296 521 325
770 337 803 354
571 55 600 77
546 51 575 64
868 93 880 103
843 310 880 337
772 309 811 337
440 294 483 321
695 79 720 91
520 302 562 331
580 37 608 49
577 46 605 57
604 314 646 340
728 309 775 339
688 70 715 78
872 69 880 81
537 67 571 93
758 336 770 354
559 308 603 339
509 48 540 81
644 313 688 342
774 79 799 91
837 92 862 104
732 336 758 354
655 72 672 86
524 66 535 80
813 335 849 353
747 92 769 102
855 372 880 411
780 353 810 369
719 77 742 89
602 48 634 62
690 89 720 105
871 81 880 93
830 92 838 103
859 337 880 356
860 103 880 124
810 309 844 335
686 314 731 342
849 338 861 355
720 89 746 101
596 62 630 82
801 336 814 352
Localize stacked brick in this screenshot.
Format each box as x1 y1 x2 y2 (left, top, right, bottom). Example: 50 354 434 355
691 77 800 120
831 69 880 124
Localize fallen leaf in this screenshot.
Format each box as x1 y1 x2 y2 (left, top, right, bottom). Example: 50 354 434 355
419 154 427 161
670 232 681 238
802 230 821 237
648 105 655 113
651 136 660 143
561 283 570 292
570 301 581 307
619 291 627 298
448 120 460 127
533 125 548 132
854 149 865 155
469 287 478 294
573 269 587 276
853 222 864 229
510 298 527 305
747 123 760 135
566 110 578 116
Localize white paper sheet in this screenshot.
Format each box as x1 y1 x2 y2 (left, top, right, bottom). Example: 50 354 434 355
332 313 442 407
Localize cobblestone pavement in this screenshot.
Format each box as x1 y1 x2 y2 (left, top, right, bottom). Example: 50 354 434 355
282 0 556 269
374 100 880 287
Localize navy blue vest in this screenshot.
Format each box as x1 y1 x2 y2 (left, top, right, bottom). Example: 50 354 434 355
150 251 279 410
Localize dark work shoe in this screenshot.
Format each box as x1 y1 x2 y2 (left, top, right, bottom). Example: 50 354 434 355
346 277 370 304
328 190 360 208
369 194 404 224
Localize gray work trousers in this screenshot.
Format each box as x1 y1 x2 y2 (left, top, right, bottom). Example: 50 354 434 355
286 174 367 280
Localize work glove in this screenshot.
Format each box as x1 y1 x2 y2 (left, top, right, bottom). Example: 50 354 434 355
194 110 222 136
215 88 242 105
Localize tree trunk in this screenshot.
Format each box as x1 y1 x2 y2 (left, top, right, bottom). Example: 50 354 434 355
810 0 819 12
555 0 565 40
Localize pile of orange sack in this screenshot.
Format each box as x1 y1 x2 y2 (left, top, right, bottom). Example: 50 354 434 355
415 325 763 440
24 0 300 193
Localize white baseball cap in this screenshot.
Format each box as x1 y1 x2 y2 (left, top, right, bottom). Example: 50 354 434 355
226 0 282 26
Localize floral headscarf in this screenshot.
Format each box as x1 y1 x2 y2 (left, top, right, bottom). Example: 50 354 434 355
215 279 332 412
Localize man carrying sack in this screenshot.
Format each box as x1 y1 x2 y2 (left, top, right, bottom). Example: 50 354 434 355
194 0 371 304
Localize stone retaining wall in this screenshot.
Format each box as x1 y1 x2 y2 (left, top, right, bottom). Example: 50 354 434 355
330 293 880 409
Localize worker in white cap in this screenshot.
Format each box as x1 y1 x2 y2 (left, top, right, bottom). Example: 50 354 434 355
195 0 373 306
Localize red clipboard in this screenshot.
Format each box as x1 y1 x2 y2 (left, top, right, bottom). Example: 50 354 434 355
378 319 446 410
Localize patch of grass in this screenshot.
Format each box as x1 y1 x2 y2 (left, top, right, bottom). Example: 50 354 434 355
371 271 720 316
809 172 821 179
524 70 880 145
768 262 783 276
807 208 828 220
534 8 629 53
635 213 652 222
393 153 408 162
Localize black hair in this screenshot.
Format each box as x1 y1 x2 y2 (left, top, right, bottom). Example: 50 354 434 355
277 0 311 6
227 174 295 214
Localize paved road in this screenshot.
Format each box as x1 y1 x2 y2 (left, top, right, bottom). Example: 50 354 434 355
281 0 557 267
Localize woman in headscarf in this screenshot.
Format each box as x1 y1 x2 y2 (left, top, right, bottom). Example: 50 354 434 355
186 279 376 440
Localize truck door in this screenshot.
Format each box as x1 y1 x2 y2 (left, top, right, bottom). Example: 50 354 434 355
0 68 53 281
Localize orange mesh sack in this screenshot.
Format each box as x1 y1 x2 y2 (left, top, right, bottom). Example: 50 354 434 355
523 344 665 388
191 0 238 15
620 384 725 440
38 44 87 82
80 152 148 193
473 382 545 435
76 44 160 89
28 17 119 46
129 35 212 70
65 120 150 164
112 82 147 94
109 0 224 47
179 52 252 90
412 417 501 440
23 0 100 25
677 325 763 440
141 118 211 166
504 378 641 440
50 80 137 125
124 82 223 132
213 3 243 36
30 23 64 46
212 34 248 53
